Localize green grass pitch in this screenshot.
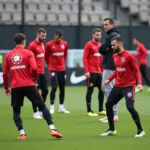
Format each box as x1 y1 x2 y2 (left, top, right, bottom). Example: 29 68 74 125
0 86 150 150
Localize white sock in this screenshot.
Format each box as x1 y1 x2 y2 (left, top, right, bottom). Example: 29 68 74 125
59 104 64 109
49 124 55 130
50 104 54 109
34 112 38 115
19 129 25 135
114 115 118 119
38 111 42 115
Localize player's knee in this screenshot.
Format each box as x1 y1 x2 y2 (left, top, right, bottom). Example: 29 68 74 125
42 89 49 96
126 103 134 112
87 87 94 95
106 101 113 109
38 102 46 111
51 87 57 92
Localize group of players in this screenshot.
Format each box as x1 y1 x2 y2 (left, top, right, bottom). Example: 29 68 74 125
3 17 149 140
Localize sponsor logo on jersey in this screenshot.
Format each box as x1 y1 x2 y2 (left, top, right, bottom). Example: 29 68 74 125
37 53 44 57
94 53 101 56
11 65 26 70
53 52 64 56
116 67 126 72
11 53 22 65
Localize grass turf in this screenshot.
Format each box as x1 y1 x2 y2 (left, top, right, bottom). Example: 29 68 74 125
0 86 150 150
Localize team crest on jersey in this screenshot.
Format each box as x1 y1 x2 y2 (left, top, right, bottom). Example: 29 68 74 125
61 45 65 49
121 57 126 62
127 92 132 97
11 53 22 64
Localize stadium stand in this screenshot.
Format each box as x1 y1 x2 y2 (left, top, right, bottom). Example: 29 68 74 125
0 0 149 26
0 0 111 25
120 0 150 25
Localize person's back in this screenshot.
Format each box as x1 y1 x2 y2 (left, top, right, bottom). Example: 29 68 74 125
4 46 36 88
3 33 62 140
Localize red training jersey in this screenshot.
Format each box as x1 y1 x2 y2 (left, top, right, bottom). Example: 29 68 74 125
45 39 68 71
28 40 45 74
3 46 37 89
83 40 102 73
135 43 148 66
108 50 142 88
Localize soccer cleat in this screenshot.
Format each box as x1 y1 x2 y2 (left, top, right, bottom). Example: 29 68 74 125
99 116 107 121
50 109 55 114
100 116 119 123
135 88 140 93
50 130 63 139
58 108 70 114
98 110 106 115
18 134 26 140
38 111 43 117
86 112 98 116
147 88 150 93
135 130 145 137
101 130 117 136
33 112 43 119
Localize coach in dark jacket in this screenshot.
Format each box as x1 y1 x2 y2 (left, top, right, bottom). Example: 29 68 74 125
98 18 121 123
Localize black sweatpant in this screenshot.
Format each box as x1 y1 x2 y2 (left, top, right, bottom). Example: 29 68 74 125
12 86 53 132
86 73 104 112
32 74 49 113
106 86 143 131
49 71 65 105
140 65 150 87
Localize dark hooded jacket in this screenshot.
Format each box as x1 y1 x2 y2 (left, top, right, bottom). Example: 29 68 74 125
99 27 121 70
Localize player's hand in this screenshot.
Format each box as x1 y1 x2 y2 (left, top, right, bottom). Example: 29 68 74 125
137 84 144 92
85 72 90 78
104 80 110 87
5 89 11 96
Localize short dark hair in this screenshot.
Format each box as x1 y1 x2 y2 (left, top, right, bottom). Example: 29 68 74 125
37 28 46 34
14 33 26 45
103 18 114 25
111 36 123 43
92 28 101 34
135 37 142 43
55 30 63 37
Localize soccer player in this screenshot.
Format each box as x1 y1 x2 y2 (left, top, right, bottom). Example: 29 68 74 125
28 28 49 119
133 38 150 93
98 18 121 123
101 36 145 137
45 30 70 114
83 28 106 116
3 33 62 140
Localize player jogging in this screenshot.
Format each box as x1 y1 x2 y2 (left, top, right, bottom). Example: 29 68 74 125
45 30 70 114
28 28 49 119
3 33 62 140
133 38 150 93
101 36 145 137
83 28 106 116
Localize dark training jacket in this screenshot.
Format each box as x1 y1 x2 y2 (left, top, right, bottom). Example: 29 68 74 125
99 27 121 70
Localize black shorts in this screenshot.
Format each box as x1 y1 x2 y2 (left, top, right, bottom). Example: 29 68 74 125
108 86 135 105
87 73 102 88
11 86 44 107
49 70 66 87
37 74 48 90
